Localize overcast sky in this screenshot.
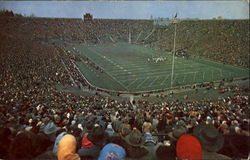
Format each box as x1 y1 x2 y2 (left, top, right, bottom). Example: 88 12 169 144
0 1 249 19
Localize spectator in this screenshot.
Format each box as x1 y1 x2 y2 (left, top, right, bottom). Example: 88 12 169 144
77 126 107 159
53 130 67 153
142 117 152 133
0 127 12 159
176 134 202 160
43 121 61 142
168 125 187 142
9 131 36 160
193 124 231 159
123 128 149 159
119 123 132 138
156 144 176 160
57 134 80 160
98 143 126 160
105 123 115 137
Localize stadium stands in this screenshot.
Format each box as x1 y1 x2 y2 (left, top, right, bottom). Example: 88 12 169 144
0 16 249 159
149 20 249 68
1 17 248 68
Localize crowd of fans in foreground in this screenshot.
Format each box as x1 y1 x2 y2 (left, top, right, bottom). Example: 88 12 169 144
0 15 249 160
0 89 249 160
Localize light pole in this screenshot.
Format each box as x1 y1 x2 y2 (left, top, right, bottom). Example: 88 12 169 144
170 14 177 88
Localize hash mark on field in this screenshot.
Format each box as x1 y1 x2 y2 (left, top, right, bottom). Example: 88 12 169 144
136 77 150 89
127 78 138 88
86 47 129 90
173 74 178 82
148 76 160 87
194 72 197 82
183 74 187 83
212 70 214 81
161 75 170 85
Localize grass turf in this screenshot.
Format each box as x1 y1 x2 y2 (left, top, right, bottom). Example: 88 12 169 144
68 43 248 92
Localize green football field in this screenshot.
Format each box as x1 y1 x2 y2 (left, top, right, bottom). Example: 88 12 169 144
68 43 249 92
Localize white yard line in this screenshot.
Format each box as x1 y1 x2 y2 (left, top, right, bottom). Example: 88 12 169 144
173 74 178 85
105 71 129 91
144 27 155 40
161 75 170 85
135 31 143 43
113 70 201 81
87 48 129 90
109 36 115 43
148 76 160 87
183 74 187 83
136 77 150 89
212 70 214 81
192 72 196 82
127 78 139 88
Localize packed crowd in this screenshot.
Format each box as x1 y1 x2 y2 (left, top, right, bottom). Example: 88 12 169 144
1 16 248 68
150 20 249 68
0 87 249 159
0 17 154 45
0 16 249 160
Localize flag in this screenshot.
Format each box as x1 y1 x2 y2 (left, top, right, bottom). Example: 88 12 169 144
173 13 177 24
174 13 177 18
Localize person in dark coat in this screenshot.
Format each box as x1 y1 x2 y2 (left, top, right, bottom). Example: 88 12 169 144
77 125 107 159
193 124 231 160
122 128 149 159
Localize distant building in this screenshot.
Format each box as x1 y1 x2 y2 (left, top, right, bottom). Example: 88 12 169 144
83 13 93 22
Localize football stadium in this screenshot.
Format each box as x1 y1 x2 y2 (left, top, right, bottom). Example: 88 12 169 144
0 1 249 160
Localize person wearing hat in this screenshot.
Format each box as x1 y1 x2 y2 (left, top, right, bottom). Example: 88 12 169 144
54 114 61 125
9 131 37 160
87 125 107 146
156 140 176 160
57 134 80 160
193 124 231 159
142 117 158 146
105 123 115 137
176 134 202 160
168 125 187 143
119 123 132 138
102 123 131 155
142 118 152 133
218 123 250 159
123 128 149 159
53 130 67 153
77 126 107 159
43 121 61 142
98 143 126 160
